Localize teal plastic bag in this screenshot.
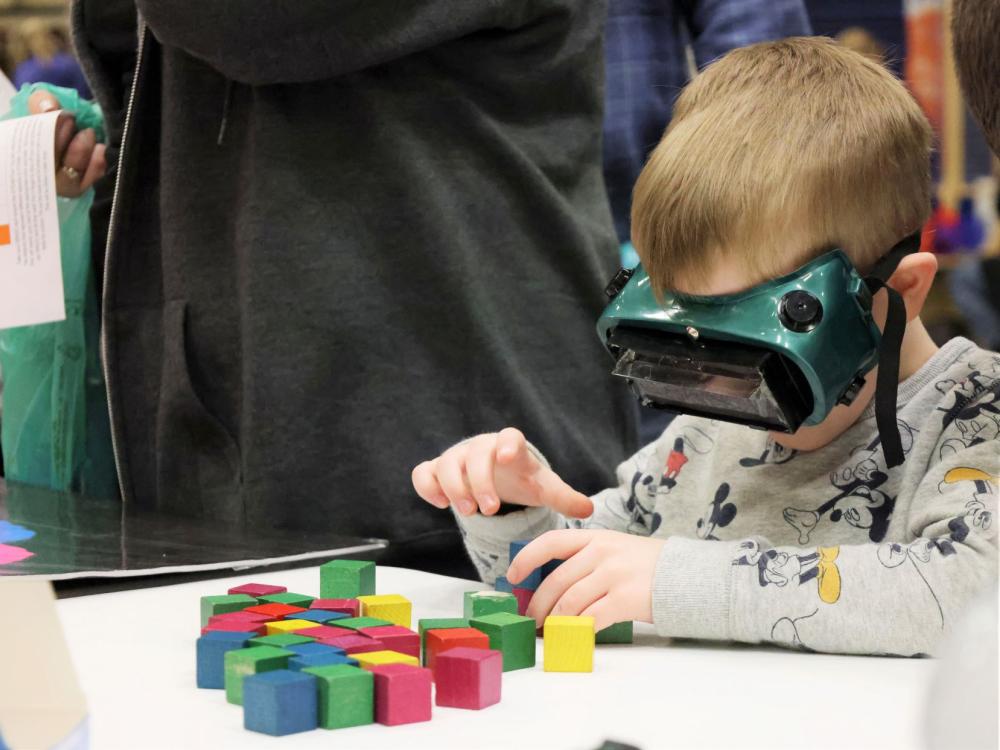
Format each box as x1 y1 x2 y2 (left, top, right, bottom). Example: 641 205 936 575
0 83 117 498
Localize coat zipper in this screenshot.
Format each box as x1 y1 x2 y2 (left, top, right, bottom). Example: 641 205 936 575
100 22 148 503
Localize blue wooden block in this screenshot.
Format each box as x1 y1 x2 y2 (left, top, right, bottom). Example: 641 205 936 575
197 631 257 689
494 576 513 593
243 669 318 736
509 540 542 590
542 559 563 579
285 642 346 657
287 609 349 624
288 652 359 671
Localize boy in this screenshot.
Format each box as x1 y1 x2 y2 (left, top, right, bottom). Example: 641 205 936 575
411 38 999 656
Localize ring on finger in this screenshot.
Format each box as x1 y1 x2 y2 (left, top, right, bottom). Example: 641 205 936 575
62 165 81 180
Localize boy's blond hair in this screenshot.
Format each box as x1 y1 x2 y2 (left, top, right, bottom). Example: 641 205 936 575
631 36 933 293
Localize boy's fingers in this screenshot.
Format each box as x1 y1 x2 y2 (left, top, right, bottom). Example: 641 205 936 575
465 436 500 515
537 471 594 519
411 460 449 509
435 447 475 515
28 90 60 114
495 428 537 474
525 551 597 625
579 595 613 633
508 529 592 585
549 574 606 620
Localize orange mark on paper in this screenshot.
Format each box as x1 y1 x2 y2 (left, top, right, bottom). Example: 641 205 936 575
0 224 10 245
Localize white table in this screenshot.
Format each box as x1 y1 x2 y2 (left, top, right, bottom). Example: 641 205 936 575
56 565 935 750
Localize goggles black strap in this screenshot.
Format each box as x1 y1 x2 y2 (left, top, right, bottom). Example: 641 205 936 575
862 231 922 468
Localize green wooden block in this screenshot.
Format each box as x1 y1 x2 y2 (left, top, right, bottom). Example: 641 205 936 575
417 618 469 666
333 616 392 631
319 560 376 598
223 646 292 705
250 633 315 648
470 612 536 671
199 594 256 627
463 591 518 619
596 621 634 644
303 663 374 729
257 592 314 608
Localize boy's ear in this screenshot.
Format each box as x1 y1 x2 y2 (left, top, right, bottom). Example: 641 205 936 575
887 252 938 322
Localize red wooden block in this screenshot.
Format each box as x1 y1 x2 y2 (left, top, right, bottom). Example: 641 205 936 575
435 647 502 710
424 628 490 671
227 583 287 597
245 603 306 618
324 634 387 655
512 588 533 616
201 621 267 636
370 663 432 726
358 626 420 659
310 598 361 617
208 611 270 625
297 625 355 641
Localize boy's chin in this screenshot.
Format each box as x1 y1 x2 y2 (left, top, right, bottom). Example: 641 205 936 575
768 399 871 452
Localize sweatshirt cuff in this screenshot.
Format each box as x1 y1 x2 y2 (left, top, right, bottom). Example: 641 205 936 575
453 503 560 560
652 537 737 641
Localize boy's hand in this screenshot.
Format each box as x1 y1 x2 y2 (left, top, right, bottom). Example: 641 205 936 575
508 529 664 632
411 427 594 519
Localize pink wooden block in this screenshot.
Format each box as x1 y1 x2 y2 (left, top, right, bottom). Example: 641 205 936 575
512 588 533 616
371 663 432 726
310 598 361 617
208 611 270 625
324 634 386 655
434 647 502 710
358 626 420 658
297 625 354 640
227 583 287 597
201 621 267 636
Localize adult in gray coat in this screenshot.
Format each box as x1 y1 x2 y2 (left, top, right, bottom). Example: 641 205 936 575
70 1 637 575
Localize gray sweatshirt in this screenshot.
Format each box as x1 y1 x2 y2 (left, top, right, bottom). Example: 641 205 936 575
456 337 1000 656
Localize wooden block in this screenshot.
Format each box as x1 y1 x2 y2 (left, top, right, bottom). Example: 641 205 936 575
258 592 314 608
417 618 470 665
249 633 315 649
595 621 634 644
197 631 257 689
370 663 432 726
245 602 307 619
288 609 348 625
434 647 502 710
200 594 257 627
463 591 518 619
512 588 533 616
494 576 513 593
208 611 270 625
470 612 536 671
302 663 374 729
201 621 267 637
333 616 393 631
319 560 376 599
324 634 387 655
357 594 412 628
509 541 542 590
288 652 359 671
264 619 319 636
223 645 293 705
424 627 490 672
358 626 420 658
227 583 287 598
541 559 563 580
297 625 355 641
310 598 361 617
285 642 346 657
543 615 594 673
243 669 318 736
353 650 420 670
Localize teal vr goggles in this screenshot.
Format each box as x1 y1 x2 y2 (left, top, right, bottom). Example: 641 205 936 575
598 233 921 467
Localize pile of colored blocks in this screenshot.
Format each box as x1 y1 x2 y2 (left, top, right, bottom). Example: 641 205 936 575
196 547 632 737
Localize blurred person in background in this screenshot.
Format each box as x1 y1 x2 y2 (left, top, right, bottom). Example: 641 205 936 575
602 0 811 443
13 19 91 98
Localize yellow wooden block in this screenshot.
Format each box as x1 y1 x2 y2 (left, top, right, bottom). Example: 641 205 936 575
543 616 595 672
352 650 419 670
356 594 412 628
264 619 318 635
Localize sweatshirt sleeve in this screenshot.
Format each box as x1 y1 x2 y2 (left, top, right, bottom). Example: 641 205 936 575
136 1 526 85
653 439 998 655
455 433 678 583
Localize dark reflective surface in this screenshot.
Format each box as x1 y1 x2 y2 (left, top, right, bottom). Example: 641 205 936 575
0 479 386 580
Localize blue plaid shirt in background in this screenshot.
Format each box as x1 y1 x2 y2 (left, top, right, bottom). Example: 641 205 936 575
603 0 812 243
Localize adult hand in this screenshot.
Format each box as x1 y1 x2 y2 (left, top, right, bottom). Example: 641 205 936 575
411 427 594 519
28 90 106 198
507 529 665 631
